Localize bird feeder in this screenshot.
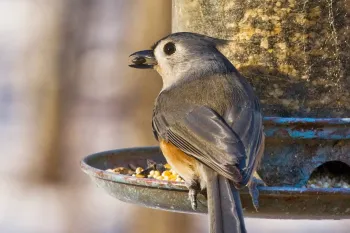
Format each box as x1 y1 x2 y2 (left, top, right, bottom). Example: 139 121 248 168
81 117 350 219
172 0 350 118
81 0 350 219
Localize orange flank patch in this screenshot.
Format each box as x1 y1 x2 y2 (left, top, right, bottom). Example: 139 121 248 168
159 139 198 182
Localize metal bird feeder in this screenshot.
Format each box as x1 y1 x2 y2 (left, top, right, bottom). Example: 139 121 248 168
82 0 350 220
81 117 350 219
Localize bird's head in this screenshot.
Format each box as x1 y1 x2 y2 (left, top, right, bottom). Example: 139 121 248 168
129 32 235 90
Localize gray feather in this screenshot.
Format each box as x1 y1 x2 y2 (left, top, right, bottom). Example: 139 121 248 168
152 72 263 186
205 167 246 233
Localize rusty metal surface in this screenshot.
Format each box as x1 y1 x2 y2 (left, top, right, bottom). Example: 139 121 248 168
260 117 350 187
264 117 350 139
81 118 350 219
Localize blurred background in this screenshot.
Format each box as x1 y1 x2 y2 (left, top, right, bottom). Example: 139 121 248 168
0 0 349 232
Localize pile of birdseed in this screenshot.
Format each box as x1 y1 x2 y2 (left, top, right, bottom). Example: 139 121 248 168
306 161 350 188
307 175 350 189
106 160 184 182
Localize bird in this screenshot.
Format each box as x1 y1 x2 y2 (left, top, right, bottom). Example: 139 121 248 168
129 32 265 233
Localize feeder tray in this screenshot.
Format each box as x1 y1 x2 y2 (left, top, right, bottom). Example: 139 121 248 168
81 117 350 219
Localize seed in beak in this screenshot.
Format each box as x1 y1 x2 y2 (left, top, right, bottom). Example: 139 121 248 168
132 57 146 65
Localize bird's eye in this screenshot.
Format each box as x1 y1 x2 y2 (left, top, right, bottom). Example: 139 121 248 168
163 42 176 55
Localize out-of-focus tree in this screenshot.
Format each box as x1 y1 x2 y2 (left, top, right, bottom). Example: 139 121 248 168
14 0 205 232
18 0 64 182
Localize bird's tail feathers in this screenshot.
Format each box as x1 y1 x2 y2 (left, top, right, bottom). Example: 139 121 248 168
206 169 247 233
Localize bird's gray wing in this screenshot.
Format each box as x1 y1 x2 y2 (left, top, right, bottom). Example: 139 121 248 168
153 106 247 183
224 104 264 185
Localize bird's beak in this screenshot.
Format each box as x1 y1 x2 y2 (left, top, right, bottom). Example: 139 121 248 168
129 50 157 69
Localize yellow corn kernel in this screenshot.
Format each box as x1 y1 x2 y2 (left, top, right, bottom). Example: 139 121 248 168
169 175 178 181
162 170 172 177
175 178 183 182
164 163 172 169
149 170 155 176
163 176 169 181
154 171 161 177
155 176 163 180
135 167 144 174
135 174 145 178
147 175 153 178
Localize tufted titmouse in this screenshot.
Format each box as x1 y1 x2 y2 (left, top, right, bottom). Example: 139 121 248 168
129 32 265 233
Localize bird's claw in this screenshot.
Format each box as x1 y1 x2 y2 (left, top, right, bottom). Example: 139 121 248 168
188 188 198 210
248 176 266 212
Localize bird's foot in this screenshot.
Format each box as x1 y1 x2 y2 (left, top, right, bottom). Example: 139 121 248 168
188 188 198 210
187 181 200 211
247 175 266 212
